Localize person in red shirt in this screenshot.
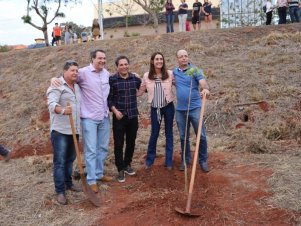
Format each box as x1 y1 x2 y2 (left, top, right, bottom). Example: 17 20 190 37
53 23 62 46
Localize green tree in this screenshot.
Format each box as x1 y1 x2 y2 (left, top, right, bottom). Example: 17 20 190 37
133 0 165 33
22 0 79 46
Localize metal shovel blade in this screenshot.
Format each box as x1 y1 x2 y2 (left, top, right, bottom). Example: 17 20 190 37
81 174 101 207
175 207 201 217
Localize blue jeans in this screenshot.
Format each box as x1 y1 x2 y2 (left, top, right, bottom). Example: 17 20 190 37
146 102 175 167
166 13 174 33
82 117 110 185
289 7 300 23
176 107 208 165
51 130 77 194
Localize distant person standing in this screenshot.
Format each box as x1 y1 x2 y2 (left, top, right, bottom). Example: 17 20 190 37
277 0 288 24
0 145 11 162
64 25 72 45
192 0 202 31
53 23 62 45
165 0 175 33
92 19 100 40
178 0 188 32
288 0 300 23
203 0 212 27
265 0 275 25
47 60 82 205
51 32 56 46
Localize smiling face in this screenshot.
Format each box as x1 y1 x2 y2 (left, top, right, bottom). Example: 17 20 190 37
92 51 106 72
117 58 129 77
64 65 79 83
152 54 164 70
176 50 189 69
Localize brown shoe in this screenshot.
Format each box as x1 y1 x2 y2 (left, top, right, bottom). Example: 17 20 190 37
57 194 67 205
67 184 82 192
89 184 99 193
97 175 113 182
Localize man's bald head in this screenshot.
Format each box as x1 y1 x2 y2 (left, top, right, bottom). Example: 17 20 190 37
176 49 189 69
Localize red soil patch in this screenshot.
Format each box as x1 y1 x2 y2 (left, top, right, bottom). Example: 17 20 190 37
259 101 269 112
88 152 300 226
40 110 50 123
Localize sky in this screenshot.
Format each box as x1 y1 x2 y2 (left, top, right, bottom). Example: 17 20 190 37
0 0 97 45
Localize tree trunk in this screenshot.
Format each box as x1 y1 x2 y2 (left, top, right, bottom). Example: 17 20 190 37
125 16 129 33
43 28 49 46
152 13 159 34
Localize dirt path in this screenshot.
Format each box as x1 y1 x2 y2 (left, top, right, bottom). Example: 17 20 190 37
91 152 299 226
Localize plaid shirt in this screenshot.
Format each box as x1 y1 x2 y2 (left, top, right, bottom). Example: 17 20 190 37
108 73 141 119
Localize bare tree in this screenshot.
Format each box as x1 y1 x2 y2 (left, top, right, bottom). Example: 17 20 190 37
106 0 137 33
132 0 165 33
22 0 78 46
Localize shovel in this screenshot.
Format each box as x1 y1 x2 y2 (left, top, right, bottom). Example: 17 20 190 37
175 94 207 217
67 103 101 207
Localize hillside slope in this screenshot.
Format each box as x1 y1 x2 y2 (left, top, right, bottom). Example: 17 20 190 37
0 24 301 225
1 24 300 154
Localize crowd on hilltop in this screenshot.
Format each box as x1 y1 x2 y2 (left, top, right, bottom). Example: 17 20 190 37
165 0 213 33
51 19 101 46
264 0 300 25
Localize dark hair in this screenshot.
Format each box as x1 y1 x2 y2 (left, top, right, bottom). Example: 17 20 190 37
148 52 169 80
115 55 130 66
63 60 78 71
90 49 106 61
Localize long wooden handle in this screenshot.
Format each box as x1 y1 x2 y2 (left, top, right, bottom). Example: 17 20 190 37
67 103 84 175
185 94 206 213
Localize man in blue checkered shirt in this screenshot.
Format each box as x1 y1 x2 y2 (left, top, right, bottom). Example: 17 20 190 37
108 56 141 183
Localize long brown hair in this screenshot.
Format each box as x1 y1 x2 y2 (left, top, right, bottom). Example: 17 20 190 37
148 52 169 80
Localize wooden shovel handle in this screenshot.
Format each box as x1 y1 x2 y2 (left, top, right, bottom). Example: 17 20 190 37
67 103 84 175
185 94 206 213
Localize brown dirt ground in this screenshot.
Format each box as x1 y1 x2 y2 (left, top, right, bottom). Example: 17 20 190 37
1 23 301 225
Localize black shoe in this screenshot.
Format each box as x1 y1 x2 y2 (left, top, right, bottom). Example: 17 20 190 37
124 166 136 176
117 170 125 183
200 162 209 173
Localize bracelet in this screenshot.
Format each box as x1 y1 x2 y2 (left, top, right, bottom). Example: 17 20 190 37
61 108 65 115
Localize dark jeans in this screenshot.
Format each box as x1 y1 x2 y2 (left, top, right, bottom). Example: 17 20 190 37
0 145 9 157
266 11 272 25
289 7 300 23
51 130 77 194
113 115 138 172
146 102 175 167
278 7 287 24
166 13 174 33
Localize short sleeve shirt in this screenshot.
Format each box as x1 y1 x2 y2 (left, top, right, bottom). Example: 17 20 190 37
193 2 202 16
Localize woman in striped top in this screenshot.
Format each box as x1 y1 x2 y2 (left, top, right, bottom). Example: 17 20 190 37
137 52 175 170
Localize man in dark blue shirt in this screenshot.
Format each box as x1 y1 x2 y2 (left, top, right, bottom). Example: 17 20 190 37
108 56 141 183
